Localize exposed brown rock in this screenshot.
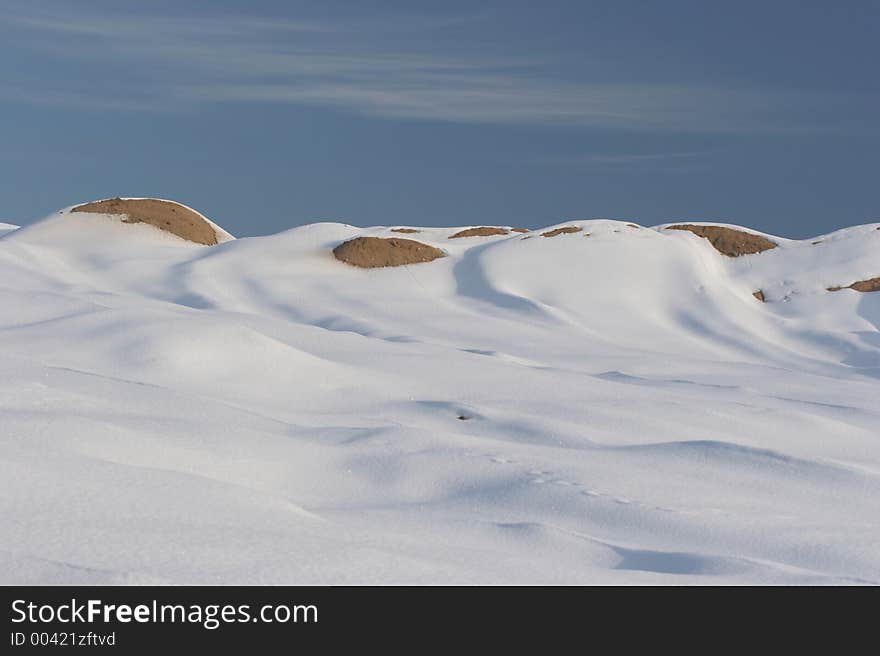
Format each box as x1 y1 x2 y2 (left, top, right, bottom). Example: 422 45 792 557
510 228 530 233
753 290 766 302
666 224 776 257
449 227 509 239
626 223 641 228
71 198 221 245
828 277 880 293
332 236 445 268
541 226 582 238
390 228 420 234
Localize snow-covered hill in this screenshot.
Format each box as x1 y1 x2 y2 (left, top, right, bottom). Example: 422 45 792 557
2 207 879 584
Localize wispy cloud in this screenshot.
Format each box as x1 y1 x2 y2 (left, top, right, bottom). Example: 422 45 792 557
0 3 861 133
575 151 708 164
529 150 713 174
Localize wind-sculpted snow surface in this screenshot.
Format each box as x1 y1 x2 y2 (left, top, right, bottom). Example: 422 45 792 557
1 210 879 584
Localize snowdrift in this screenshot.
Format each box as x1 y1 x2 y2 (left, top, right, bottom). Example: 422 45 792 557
1 209 879 584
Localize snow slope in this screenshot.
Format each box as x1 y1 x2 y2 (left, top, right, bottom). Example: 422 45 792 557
2 210 879 584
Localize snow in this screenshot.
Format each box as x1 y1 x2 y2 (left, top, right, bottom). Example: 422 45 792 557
1 210 879 584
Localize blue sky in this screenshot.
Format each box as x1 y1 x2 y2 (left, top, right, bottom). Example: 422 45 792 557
1 0 878 237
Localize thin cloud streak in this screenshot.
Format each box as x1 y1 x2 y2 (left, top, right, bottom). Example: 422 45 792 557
0 4 863 133
526 150 713 174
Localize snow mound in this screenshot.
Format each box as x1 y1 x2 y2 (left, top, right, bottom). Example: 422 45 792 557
1 216 879 584
61 197 233 245
665 223 777 256
333 236 445 267
542 225 583 237
449 226 510 238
